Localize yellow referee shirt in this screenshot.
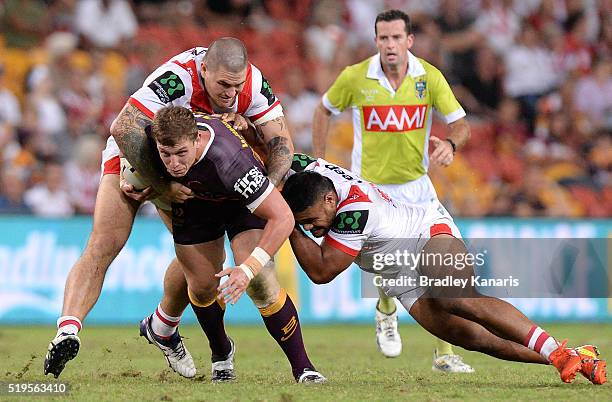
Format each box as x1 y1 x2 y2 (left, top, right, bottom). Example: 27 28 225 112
322 51 465 184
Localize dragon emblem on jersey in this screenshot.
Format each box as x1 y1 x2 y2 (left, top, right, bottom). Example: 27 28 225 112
260 76 276 106
291 154 316 172
415 80 427 99
148 71 186 103
331 210 369 235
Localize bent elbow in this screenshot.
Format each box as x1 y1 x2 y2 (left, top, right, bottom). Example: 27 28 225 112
309 270 333 285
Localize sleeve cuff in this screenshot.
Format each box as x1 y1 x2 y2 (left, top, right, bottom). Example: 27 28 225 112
128 97 155 119
251 101 283 125
444 108 466 124
246 181 274 212
324 235 360 257
322 94 342 115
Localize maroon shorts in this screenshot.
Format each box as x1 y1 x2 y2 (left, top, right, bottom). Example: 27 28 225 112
172 199 266 245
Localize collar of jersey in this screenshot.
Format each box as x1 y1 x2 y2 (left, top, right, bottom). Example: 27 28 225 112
366 51 425 94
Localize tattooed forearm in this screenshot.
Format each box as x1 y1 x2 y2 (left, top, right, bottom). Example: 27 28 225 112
110 104 167 189
266 136 292 185
256 116 295 186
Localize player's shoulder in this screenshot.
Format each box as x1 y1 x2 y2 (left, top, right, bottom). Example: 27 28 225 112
290 153 318 173
331 187 374 237
242 63 280 114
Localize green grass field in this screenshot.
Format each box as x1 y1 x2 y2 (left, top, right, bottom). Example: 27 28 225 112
1 323 611 401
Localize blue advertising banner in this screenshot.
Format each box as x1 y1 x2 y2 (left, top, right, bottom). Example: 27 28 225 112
0 216 610 325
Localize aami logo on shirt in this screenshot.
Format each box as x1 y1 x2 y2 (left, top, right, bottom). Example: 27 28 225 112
363 105 428 132
234 167 266 198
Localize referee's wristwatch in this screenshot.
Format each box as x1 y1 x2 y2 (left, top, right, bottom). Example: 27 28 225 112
446 138 457 153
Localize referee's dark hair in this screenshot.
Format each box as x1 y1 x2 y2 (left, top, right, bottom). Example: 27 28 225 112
282 171 336 214
375 9 412 36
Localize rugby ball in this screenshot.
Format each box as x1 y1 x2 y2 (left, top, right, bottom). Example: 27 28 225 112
120 157 171 210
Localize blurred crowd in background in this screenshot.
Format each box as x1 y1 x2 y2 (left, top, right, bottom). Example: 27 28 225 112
0 0 610 218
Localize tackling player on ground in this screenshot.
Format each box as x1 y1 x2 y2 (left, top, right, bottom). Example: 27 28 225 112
312 9 473 371
282 154 606 385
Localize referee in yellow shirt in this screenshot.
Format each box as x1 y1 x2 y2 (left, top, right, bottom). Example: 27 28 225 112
312 9 473 373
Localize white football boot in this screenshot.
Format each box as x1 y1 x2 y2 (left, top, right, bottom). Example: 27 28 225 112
376 308 402 358
432 350 475 373
139 315 196 378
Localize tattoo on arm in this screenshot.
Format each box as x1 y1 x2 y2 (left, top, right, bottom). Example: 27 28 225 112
258 117 293 186
266 136 292 186
111 104 167 189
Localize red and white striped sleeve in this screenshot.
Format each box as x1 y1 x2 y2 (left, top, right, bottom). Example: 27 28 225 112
243 64 283 125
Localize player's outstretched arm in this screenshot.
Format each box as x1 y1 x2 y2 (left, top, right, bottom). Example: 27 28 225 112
110 103 167 191
312 102 332 158
288 227 355 284
255 116 294 186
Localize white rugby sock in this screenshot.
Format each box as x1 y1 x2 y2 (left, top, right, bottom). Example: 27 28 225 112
151 304 180 338
56 316 82 337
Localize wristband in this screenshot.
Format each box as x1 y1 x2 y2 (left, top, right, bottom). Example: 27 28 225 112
238 263 255 280
251 247 271 267
446 138 457 153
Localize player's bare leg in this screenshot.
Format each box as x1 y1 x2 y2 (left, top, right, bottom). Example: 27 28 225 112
45 174 139 378
155 209 190 319
409 234 603 384
139 257 196 378
61 174 140 320
232 229 326 383
175 237 236 382
410 297 546 363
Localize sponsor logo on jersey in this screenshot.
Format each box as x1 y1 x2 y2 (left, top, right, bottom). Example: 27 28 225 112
234 167 266 198
148 71 186 103
360 88 379 102
324 164 357 181
331 210 369 235
260 76 275 106
291 154 317 172
415 80 427 99
362 105 428 132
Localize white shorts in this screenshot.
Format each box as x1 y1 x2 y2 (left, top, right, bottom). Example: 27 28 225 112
377 174 438 207
378 195 463 313
100 136 120 176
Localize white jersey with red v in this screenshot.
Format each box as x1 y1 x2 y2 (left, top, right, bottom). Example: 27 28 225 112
129 47 283 124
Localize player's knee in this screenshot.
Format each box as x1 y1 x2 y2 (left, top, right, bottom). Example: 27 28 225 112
246 264 280 307
84 231 127 262
188 282 219 306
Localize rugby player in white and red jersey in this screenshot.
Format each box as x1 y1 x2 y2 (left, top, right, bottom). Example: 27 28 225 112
44 38 323 383
282 154 606 385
